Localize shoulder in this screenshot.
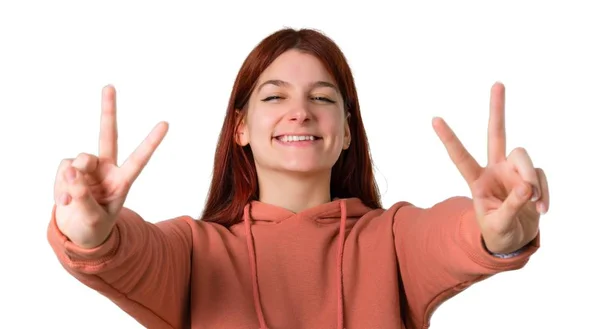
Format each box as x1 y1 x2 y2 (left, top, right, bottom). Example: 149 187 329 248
370 195 474 222
150 212 235 238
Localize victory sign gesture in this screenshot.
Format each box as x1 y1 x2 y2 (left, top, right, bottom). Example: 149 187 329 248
433 82 549 254
54 85 169 249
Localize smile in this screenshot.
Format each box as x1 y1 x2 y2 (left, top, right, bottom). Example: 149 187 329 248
273 135 322 146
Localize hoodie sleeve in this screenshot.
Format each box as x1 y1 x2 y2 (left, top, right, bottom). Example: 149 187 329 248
47 205 194 329
392 196 540 329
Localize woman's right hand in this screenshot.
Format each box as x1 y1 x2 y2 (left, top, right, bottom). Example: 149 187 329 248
54 85 169 249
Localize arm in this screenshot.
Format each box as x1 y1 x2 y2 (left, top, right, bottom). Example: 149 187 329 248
47 205 194 329
392 196 540 329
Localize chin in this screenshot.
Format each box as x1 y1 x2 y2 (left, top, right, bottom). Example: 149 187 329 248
276 162 332 176
282 167 323 175
255 155 337 177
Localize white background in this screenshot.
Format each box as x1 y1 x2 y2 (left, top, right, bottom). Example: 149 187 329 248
1 1 598 328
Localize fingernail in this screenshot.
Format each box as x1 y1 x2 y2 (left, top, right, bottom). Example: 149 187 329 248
530 186 540 202
59 193 71 205
66 167 76 182
538 202 547 215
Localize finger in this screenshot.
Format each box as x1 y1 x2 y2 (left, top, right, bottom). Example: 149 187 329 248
56 165 97 210
71 152 100 174
488 82 506 165
99 85 118 164
64 167 89 200
121 121 169 183
432 117 482 184
495 181 533 224
536 168 549 214
63 166 105 219
507 147 540 202
54 159 73 205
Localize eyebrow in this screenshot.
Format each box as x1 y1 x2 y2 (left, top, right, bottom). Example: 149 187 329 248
256 79 340 93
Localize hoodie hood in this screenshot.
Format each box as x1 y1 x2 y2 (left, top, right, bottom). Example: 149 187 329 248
242 197 373 329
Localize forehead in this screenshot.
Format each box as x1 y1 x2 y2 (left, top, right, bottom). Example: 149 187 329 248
257 50 335 86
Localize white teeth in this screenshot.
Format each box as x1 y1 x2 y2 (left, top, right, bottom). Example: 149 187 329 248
278 135 316 142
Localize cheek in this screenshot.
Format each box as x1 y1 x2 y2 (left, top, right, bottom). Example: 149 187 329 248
320 113 346 137
247 113 277 141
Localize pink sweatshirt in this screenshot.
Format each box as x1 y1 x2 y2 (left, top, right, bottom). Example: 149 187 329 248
47 196 539 329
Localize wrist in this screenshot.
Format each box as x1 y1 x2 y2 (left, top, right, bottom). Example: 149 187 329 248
483 238 532 258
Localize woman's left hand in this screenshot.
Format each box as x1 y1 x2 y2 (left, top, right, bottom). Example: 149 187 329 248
432 82 549 254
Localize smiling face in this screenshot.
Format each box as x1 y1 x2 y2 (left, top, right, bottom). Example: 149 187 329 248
236 49 351 176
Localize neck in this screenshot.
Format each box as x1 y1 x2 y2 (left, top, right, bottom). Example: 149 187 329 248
256 169 332 213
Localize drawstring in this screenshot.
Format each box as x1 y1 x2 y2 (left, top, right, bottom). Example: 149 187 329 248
337 199 347 329
244 204 268 329
243 199 348 329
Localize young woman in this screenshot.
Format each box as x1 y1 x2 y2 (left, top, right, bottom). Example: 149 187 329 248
48 28 549 329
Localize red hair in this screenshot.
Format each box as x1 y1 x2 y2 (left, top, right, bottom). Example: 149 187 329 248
201 28 382 226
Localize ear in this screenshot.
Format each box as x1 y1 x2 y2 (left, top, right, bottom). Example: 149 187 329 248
342 112 351 150
235 109 249 146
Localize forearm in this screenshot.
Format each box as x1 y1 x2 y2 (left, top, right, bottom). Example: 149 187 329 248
47 206 193 328
393 196 540 328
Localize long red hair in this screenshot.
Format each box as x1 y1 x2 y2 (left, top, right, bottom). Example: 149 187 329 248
201 28 382 226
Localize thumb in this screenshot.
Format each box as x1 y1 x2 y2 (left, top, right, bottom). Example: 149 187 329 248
496 183 531 221
62 166 101 213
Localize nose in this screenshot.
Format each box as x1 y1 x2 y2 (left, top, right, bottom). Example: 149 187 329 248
287 99 312 123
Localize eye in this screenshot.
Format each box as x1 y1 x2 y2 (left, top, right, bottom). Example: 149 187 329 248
261 96 283 102
312 96 336 104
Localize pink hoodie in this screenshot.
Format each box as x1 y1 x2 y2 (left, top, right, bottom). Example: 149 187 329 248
47 196 539 329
